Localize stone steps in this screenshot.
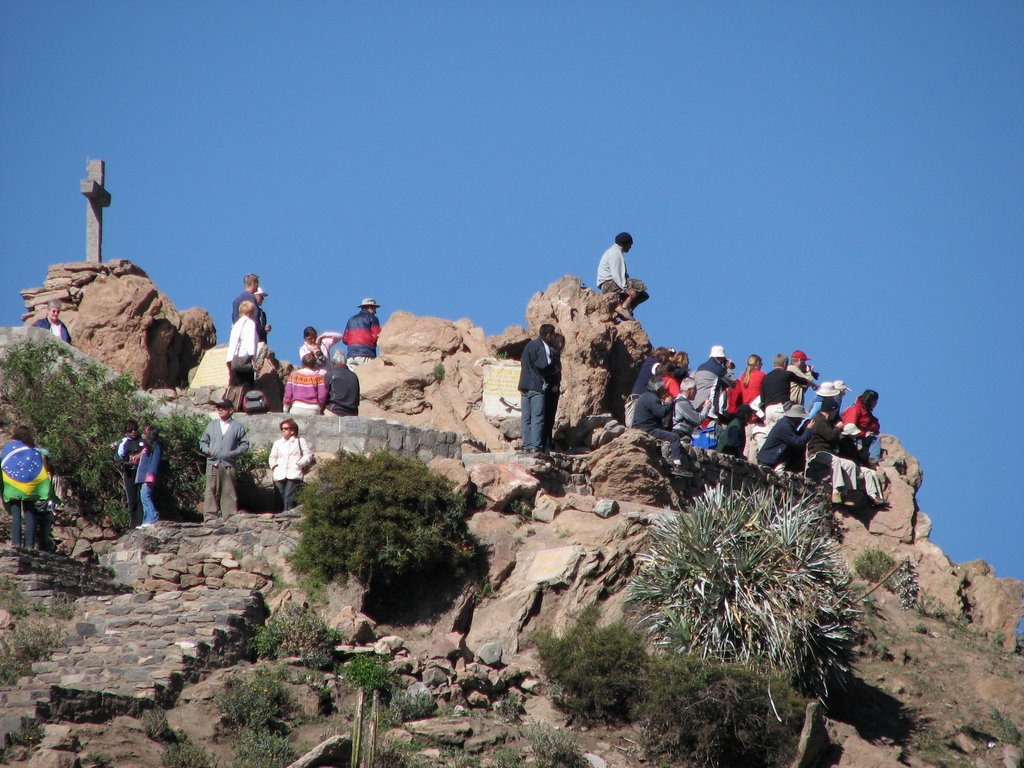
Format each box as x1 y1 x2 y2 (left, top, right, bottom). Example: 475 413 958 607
0 587 266 738
0 546 129 604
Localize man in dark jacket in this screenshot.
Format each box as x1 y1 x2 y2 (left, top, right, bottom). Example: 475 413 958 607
343 297 382 366
804 400 858 504
231 273 260 324
540 333 563 454
633 379 686 474
32 300 72 345
757 404 813 472
518 324 557 453
325 348 361 416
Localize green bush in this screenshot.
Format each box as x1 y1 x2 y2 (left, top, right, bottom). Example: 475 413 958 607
372 738 429 768
216 668 292 733
628 487 859 699
252 604 340 668
161 738 217 768
0 339 264 527
142 709 175 743
233 727 296 768
534 605 648 723
522 722 586 768
0 577 30 618
391 687 437 721
637 652 806 768
0 618 66 685
291 451 475 591
854 548 897 583
343 653 394 693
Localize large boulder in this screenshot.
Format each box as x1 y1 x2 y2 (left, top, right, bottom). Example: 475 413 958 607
521 275 650 425
21 260 216 389
587 430 678 507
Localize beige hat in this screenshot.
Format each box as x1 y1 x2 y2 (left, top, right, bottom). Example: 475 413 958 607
709 344 726 358
816 381 842 398
841 423 860 436
833 379 851 393
786 404 809 419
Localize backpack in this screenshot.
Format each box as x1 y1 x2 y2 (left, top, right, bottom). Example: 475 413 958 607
692 425 718 450
243 389 269 414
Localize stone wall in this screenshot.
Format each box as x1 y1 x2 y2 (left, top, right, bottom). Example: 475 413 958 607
235 412 462 461
0 546 129 603
100 512 299 592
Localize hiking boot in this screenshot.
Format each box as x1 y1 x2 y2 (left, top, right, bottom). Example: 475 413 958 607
830 490 843 505
670 465 693 478
615 305 634 321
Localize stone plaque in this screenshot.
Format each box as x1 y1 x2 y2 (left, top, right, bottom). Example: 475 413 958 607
190 345 229 388
481 361 522 418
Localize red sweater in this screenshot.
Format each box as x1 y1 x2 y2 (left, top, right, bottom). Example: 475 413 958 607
728 369 765 412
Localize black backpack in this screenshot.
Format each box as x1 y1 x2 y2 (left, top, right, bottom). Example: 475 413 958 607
243 389 269 414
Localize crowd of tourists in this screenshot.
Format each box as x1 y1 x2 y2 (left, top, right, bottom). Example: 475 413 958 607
627 344 886 507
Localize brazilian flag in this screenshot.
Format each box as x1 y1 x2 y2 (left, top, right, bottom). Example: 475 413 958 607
1 442 52 502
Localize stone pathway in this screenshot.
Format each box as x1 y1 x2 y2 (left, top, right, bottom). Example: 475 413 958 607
0 587 265 742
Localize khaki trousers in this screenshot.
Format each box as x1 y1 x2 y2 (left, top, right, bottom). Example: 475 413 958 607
204 464 238 516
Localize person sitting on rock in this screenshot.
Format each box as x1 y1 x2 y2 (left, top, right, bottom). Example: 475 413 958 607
284 353 328 415
693 345 736 419
596 232 649 321
300 326 343 369
626 346 673 428
633 378 686 475
343 297 382 366
757 404 813 473
662 350 690 398
787 349 819 407
806 380 851 422
717 404 755 458
324 347 360 416
672 377 711 445
32 300 72 345
804 400 862 505
838 422 887 506
842 389 883 466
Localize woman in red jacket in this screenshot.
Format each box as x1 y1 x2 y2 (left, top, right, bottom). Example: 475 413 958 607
728 354 764 412
841 389 881 465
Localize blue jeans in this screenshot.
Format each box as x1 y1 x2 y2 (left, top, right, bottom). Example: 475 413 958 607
275 479 302 511
862 434 882 462
140 483 159 525
9 500 48 549
520 390 545 451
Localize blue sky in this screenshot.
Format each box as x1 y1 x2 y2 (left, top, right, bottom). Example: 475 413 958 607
2 3 1022 583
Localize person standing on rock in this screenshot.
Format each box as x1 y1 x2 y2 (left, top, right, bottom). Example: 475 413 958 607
115 421 144 528
253 285 272 370
343 297 382 366
226 300 259 410
2 426 53 549
136 425 162 528
540 332 564 454
231 273 260 324
200 400 250 517
32 300 72 345
596 232 649 321
269 418 314 511
518 324 558 453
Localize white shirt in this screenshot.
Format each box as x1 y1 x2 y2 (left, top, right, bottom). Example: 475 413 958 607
49 322 66 340
227 316 258 361
596 244 627 289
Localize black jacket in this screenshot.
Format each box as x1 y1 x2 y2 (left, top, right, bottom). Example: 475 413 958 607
518 336 554 393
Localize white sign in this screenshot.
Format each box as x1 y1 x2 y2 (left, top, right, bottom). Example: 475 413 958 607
481 362 522 418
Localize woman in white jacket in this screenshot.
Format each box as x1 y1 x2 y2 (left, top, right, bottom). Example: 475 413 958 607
268 418 313 511
226 300 259 408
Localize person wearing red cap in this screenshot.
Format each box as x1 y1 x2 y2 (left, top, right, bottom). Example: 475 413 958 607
787 349 818 407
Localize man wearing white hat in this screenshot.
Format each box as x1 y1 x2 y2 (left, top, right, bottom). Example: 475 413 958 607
343 297 382 367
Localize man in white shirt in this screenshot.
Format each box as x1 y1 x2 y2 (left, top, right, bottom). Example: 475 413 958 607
32 300 72 344
596 232 648 321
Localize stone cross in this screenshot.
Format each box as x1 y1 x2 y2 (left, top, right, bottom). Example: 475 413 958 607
80 159 112 263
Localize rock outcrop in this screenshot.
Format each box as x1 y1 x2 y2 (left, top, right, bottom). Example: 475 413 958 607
21 261 216 388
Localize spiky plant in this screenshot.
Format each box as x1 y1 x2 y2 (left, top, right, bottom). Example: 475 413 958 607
627 486 859 699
